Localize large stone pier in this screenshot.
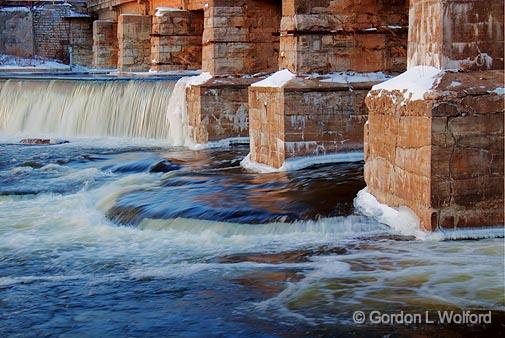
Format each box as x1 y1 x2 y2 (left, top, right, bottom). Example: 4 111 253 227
364 0 504 231
248 0 409 168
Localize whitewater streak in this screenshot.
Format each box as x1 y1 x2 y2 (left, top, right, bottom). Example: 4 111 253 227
0 78 176 139
166 72 212 146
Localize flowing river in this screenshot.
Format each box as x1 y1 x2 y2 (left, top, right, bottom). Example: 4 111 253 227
0 76 503 336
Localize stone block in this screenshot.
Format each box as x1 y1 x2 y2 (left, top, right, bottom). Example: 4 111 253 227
249 76 373 168
186 77 257 144
118 14 151 72
365 70 504 231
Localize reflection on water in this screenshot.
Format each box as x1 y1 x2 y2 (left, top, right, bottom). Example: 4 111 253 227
0 140 503 337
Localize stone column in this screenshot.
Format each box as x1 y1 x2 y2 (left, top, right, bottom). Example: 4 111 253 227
248 0 409 169
185 0 282 145
92 20 118 69
117 14 151 72
364 0 504 231
279 0 409 74
151 9 203 71
202 0 281 76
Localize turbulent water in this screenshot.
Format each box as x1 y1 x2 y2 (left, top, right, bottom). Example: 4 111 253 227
0 139 503 337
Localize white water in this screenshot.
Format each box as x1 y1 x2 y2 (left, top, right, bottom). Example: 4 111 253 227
0 79 176 139
166 72 212 146
0 162 502 316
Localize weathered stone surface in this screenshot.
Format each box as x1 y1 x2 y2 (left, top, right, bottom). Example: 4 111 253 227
69 18 93 66
0 4 92 65
93 20 118 69
118 14 151 71
365 70 504 230
279 0 409 74
0 7 34 58
249 77 374 168
408 0 504 70
202 0 282 76
187 77 256 144
151 9 203 70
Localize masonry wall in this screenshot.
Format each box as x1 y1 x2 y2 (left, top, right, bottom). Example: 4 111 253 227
187 78 255 143
69 18 93 66
202 0 282 75
365 71 504 230
280 0 409 74
249 79 371 168
33 5 73 63
117 14 152 71
93 20 118 68
0 4 92 66
0 7 34 58
151 9 203 71
408 0 505 70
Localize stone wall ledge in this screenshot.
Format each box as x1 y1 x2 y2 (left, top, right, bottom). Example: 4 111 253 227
366 70 504 118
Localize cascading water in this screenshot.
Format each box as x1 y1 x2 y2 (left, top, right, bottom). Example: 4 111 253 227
0 78 177 139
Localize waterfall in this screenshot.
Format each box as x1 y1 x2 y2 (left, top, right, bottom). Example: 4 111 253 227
166 72 212 147
0 78 177 139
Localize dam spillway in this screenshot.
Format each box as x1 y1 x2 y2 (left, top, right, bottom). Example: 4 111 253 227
0 77 178 139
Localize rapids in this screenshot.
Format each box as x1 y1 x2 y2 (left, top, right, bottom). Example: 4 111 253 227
0 140 503 336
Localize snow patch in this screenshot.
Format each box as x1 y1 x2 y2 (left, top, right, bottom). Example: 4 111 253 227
0 54 69 70
354 188 505 241
488 87 505 96
241 152 363 173
251 69 296 88
320 71 392 84
189 137 249 150
370 66 443 102
353 188 426 239
448 81 462 88
0 6 30 12
155 7 184 16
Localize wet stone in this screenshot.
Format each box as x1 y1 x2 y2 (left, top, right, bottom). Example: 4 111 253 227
19 138 69 145
218 246 348 264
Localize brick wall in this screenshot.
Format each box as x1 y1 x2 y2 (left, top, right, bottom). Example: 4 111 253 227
69 18 93 66
32 4 92 65
0 7 34 58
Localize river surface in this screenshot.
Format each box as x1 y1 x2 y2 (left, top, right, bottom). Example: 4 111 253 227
0 139 503 337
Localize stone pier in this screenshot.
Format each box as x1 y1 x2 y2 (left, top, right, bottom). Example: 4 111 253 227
151 9 203 71
364 0 504 230
248 0 409 168
92 20 118 69
117 14 152 72
187 78 255 143
185 0 283 144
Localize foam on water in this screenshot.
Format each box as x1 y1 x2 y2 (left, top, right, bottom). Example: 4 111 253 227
354 187 505 241
0 143 503 333
241 152 364 173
